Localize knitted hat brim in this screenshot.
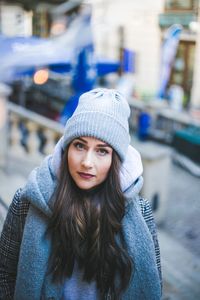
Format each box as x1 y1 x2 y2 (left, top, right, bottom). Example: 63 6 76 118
62 111 130 161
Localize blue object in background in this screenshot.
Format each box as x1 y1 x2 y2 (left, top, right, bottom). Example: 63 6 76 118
60 92 82 125
122 49 135 73
0 13 137 125
138 112 151 140
96 60 120 76
60 43 97 124
71 44 97 93
157 24 182 99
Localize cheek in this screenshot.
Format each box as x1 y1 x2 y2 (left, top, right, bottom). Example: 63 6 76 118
67 147 77 174
99 157 112 177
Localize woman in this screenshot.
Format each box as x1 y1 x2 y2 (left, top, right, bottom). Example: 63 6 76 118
0 88 162 299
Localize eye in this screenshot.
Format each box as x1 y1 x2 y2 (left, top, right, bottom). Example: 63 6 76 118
73 142 85 151
97 148 109 156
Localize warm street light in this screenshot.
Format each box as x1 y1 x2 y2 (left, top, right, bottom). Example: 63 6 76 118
33 69 49 85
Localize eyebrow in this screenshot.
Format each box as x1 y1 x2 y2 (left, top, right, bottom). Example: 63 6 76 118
75 138 112 148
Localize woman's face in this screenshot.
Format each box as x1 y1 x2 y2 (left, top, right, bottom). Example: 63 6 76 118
68 136 113 190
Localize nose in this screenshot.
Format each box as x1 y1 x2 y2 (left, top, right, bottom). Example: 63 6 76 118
81 151 93 169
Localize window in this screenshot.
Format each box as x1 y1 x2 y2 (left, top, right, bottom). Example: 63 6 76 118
165 0 196 11
168 41 195 106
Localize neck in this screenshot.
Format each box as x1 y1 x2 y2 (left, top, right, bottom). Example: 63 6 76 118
77 181 105 199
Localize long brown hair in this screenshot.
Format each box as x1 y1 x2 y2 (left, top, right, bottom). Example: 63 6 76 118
48 147 133 299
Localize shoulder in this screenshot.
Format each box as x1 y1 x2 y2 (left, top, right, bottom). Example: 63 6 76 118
0 189 30 252
138 197 162 280
9 188 30 217
0 189 31 298
12 188 30 214
138 197 158 235
138 197 154 219
0 189 30 260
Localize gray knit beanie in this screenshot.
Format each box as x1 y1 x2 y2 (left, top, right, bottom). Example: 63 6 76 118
62 88 131 161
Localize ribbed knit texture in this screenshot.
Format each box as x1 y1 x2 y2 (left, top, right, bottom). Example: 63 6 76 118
62 88 131 161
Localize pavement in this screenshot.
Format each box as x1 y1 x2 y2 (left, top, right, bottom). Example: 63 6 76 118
162 161 200 258
0 152 200 299
160 229 200 299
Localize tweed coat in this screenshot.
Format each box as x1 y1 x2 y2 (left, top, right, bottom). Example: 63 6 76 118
0 188 162 300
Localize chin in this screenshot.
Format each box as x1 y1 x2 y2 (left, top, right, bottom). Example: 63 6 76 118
76 182 96 190
82 185 96 191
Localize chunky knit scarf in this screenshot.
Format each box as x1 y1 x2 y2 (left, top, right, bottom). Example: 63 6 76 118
14 155 161 300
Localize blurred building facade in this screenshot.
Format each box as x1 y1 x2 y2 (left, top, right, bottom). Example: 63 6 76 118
0 3 32 36
159 0 199 107
92 0 163 101
1 0 200 108
92 0 200 107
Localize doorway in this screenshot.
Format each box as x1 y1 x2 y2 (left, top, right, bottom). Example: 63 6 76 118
169 40 195 107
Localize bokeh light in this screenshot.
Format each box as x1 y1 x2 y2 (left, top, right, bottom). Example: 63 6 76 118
33 69 49 85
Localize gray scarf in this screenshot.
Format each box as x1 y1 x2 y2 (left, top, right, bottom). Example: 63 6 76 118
14 156 161 300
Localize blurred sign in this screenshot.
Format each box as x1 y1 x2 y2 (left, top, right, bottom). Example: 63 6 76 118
122 49 135 73
0 12 93 82
157 24 182 99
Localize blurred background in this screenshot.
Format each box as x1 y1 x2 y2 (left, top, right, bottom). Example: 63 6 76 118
0 0 200 299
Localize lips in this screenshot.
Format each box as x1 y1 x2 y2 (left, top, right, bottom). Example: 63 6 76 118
78 172 95 179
